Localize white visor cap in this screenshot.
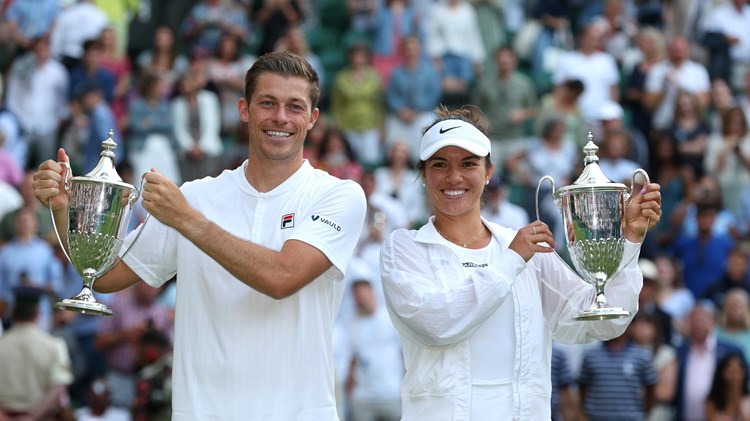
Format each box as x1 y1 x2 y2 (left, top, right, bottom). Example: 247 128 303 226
419 119 491 161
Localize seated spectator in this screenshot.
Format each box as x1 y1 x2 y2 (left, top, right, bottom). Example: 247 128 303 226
68 38 117 105
172 70 224 182
534 79 586 148
703 246 750 308
74 378 131 421
99 26 132 132
716 288 750 364
366 0 418 85
480 176 529 231
132 327 173 421
180 0 250 53
384 35 441 164
127 71 181 185
373 141 427 228
50 0 108 70
669 90 712 180
330 43 384 168
135 26 189 99
705 353 750 420
317 127 364 182
0 287 74 419
598 128 641 184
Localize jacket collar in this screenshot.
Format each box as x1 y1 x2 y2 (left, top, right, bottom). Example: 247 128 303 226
415 216 511 249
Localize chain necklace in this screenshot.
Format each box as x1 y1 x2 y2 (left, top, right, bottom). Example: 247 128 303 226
435 224 487 248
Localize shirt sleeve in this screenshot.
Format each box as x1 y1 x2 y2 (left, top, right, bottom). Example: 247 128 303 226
288 180 367 279
50 337 74 386
120 216 178 288
380 229 527 347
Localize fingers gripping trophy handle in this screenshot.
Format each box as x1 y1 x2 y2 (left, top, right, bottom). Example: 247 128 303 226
118 173 151 260
50 161 73 265
628 168 652 243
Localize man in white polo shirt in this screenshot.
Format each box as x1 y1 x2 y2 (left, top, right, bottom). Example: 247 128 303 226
33 51 368 420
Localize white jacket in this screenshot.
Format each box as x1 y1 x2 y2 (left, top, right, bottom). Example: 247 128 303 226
380 217 642 420
171 90 224 157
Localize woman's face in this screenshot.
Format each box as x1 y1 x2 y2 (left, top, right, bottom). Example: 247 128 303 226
389 142 410 167
723 357 746 388
423 146 492 220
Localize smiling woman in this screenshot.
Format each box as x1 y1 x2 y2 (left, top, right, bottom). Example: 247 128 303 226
380 105 663 420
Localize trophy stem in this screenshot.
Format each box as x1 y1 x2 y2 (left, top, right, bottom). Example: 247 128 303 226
574 274 630 321
55 273 113 316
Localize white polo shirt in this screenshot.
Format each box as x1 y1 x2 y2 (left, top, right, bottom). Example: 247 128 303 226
121 160 367 420
645 59 710 129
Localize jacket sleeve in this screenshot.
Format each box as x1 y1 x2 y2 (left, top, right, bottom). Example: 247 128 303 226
380 229 527 347
535 241 643 344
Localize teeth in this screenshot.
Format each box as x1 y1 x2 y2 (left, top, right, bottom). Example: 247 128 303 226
444 190 465 197
266 130 291 138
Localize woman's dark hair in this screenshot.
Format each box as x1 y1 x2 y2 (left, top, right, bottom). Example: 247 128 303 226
417 104 492 172
320 126 358 163
707 353 749 411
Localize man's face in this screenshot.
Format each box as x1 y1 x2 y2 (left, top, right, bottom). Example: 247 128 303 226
238 73 319 164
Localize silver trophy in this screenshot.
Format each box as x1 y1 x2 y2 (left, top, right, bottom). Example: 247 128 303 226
536 133 649 321
51 131 147 316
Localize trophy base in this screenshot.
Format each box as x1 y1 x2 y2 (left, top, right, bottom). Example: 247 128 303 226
574 307 630 321
55 298 113 316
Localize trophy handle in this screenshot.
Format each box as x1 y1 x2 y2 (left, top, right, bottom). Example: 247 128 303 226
535 175 556 221
50 161 73 265
603 168 652 290
119 172 151 260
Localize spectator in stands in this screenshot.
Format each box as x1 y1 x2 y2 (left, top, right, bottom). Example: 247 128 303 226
629 310 678 421
653 254 695 338
68 38 117 105
135 26 189 98
366 0 418 85
4 0 60 55
674 301 747 421
671 197 735 299
317 127 364 182
127 71 181 185
74 377 131 421
74 81 122 172
6 34 69 167
330 42 384 168
0 79 27 172
480 175 529 231
0 171 55 245
623 27 666 144
373 141 427 229
504 117 578 245
703 246 750 309
552 21 620 123
206 32 256 139
172 69 223 182
384 35 441 164
534 78 586 148
50 0 108 70
639 258 675 349
715 288 750 363
0 129 23 188
701 0 750 93
424 0 484 103
0 287 74 420
668 90 711 180
705 352 750 420
98 26 132 132
550 344 579 421
94 282 172 409
471 45 536 172
345 272 403 421
0 207 63 332
579 330 657 420
704 106 750 223
598 128 641 184
180 0 250 54
644 35 711 131
253 0 303 56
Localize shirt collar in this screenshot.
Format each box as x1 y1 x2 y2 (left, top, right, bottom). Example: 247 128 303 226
236 159 313 197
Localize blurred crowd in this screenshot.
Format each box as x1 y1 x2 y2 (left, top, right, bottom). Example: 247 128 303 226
2 0 750 419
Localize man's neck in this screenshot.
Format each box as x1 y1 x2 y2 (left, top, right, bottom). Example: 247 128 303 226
245 157 304 193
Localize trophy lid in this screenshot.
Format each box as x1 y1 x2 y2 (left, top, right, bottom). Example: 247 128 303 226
76 130 131 187
557 132 626 196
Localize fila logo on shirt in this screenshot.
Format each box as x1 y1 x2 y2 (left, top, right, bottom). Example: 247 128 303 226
281 213 295 229
311 215 341 231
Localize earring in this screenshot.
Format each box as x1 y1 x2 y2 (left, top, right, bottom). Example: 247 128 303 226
485 180 490 185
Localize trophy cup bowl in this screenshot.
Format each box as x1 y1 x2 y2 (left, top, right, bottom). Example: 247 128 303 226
52 131 147 316
536 134 649 321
